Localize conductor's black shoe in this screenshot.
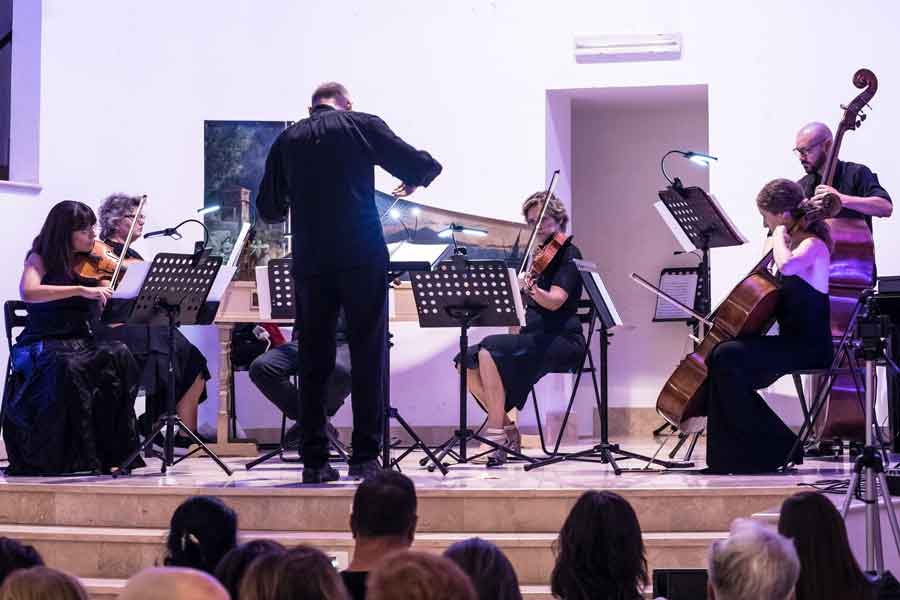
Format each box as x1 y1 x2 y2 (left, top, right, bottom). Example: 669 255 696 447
348 459 380 480
302 464 339 484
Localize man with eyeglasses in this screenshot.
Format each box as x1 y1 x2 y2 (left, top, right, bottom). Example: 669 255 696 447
794 121 894 446
795 121 892 229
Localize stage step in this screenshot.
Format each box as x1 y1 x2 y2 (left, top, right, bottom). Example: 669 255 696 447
0 482 795 534
0 524 723 585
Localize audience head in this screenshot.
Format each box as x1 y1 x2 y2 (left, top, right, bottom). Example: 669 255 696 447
239 545 348 600
214 539 285 600
444 537 522 600
708 519 799 600
550 490 647 600
0 537 44 588
0 566 87 600
368 550 477 600
778 491 872 600
164 496 238 574
351 470 418 545
119 566 229 600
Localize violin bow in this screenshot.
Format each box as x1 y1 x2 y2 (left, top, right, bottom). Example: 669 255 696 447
518 170 560 277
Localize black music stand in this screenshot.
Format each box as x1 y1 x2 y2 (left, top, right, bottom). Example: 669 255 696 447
116 252 233 476
412 257 534 469
525 261 684 474
384 260 449 475
246 259 349 470
656 185 745 323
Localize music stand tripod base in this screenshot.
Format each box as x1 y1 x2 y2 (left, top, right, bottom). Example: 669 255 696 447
114 252 233 477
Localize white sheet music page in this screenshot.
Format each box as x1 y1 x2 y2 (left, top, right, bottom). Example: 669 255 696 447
111 262 150 299
387 241 451 268
654 271 698 320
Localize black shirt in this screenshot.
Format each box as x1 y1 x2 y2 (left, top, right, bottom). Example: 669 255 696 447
797 160 891 231
256 105 442 277
103 239 143 262
523 240 584 335
341 570 368 600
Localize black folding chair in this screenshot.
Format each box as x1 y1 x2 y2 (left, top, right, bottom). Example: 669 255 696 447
1 300 28 441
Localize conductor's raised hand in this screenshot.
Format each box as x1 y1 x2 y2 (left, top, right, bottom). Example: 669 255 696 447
392 183 418 198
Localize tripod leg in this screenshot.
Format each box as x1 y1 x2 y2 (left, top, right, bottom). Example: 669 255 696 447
877 471 900 568
116 418 170 475
174 417 234 476
599 447 622 475
841 470 861 518
393 410 448 475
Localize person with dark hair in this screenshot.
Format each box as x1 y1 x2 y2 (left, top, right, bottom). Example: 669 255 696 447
0 537 44 587
342 470 418 600
3 200 141 475
214 539 285 600
444 537 522 600
164 496 238 574
704 178 834 474
456 191 584 465
367 550 477 600
0 566 88 600
778 491 877 600
257 81 442 483
550 490 647 600
94 193 211 452
239 545 349 600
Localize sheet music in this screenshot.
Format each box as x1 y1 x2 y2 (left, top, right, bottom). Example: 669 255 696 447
654 270 698 321
387 241 451 267
590 271 624 327
226 222 252 268
207 266 237 302
111 262 150 299
505 267 527 327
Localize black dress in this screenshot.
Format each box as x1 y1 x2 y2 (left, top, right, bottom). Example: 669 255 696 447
3 273 142 475
705 274 833 474
94 241 210 432
457 240 586 412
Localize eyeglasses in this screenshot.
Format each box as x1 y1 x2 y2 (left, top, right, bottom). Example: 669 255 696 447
793 138 828 157
123 214 145 222
526 214 557 227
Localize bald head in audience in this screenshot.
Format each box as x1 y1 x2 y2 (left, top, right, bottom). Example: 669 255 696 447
120 567 229 600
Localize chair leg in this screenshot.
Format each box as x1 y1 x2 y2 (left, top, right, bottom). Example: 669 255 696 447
531 388 553 456
792 374 810 429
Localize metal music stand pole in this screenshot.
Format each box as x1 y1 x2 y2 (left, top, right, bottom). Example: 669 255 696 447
116 252 232 476
381 261 448 475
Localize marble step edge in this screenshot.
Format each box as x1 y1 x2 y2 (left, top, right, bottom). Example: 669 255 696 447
0 523 726 547
0 482 801 498
79 578 554 599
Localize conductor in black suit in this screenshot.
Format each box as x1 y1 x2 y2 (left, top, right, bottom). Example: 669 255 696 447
256 82 442 483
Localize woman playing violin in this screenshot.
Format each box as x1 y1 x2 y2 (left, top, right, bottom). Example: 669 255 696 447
94 193 211 451
4 200 142 475
456 192 586 466
704 179 833 474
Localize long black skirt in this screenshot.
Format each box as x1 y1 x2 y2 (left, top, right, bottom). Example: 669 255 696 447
457 330 585 412
96 325 210 427
705 335 831 474
3 338 143 475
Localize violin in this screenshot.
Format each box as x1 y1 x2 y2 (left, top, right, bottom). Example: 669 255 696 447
73 194 147 289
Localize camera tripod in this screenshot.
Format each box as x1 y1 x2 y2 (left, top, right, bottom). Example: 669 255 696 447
839 305 900 576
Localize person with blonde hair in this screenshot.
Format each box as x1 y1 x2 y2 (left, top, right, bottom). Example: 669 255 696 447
708 519 799 600
456 191 585 465
0 566 88 600
239 545 349 600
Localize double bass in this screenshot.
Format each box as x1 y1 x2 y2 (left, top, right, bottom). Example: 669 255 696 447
811 69 879 440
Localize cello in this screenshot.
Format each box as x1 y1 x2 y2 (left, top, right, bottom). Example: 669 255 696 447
809 69 879 441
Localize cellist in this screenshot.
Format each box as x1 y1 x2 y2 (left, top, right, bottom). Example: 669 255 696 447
704 179 833 474
455 191 586 466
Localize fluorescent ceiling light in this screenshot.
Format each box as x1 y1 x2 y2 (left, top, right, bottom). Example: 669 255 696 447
574 33 682 63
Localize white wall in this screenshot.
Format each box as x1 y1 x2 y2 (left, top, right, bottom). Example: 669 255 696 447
2 0 898 433
571 86 709 414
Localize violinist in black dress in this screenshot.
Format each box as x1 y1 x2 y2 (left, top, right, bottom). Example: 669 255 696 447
458 191 586 466
3 201 141 475
94 193 211 449
704 179 833 474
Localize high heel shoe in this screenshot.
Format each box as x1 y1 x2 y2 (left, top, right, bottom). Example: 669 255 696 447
471 428 508 466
